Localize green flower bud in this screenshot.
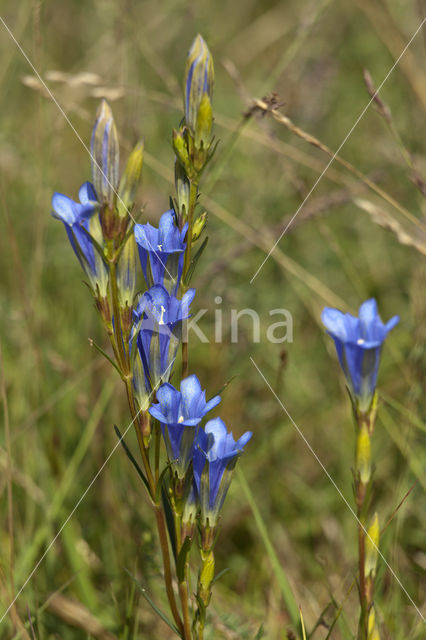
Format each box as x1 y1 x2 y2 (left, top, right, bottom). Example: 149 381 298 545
117 234 137 308
117 141 144 219
356 422 371 485
365 512 379 579
172 129 190 171
90 99 119 209
175 159 190 219
192 212 207 242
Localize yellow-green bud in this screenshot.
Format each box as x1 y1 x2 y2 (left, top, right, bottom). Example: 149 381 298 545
365 512 379 579
91 99 119 208
117 234 137 308
172 129 190 171
117 141 144 219
175 159 190 219
367 607 380 640
356 422 371 485
192 212 207 241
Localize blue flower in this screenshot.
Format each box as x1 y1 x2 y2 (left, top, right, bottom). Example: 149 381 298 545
131 285 195 408
322 298 399 411
134 211 187 295
193 418 252 527
52 182 109 296
149 375 221 478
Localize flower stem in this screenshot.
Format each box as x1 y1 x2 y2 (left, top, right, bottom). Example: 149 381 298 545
154 505 185 637
179 581 193 640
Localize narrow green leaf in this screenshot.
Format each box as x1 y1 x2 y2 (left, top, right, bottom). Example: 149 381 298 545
183 236 208 285
161 485 177 560
124 569 181 637
176 536 192 583
211 567 230 586
154 464 172 505
114 425 150 493
254 624 264 640
88 339 122 376
236 467 300 629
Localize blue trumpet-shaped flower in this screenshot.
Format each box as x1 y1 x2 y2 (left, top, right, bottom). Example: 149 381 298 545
322 298 399 411
134 211 187 294
131 285 195 408
193 418 252 527
149 375 221 478
52 182 109 296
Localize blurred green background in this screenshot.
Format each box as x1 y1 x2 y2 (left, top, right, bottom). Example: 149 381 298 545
0 0 425 638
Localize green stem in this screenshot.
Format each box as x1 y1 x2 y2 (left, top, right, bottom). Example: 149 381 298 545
109 261 128 373
154 505 185 637
179 581 192 640
182 180 199 284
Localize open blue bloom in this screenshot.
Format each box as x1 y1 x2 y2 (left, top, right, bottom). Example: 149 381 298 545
131 285 195 408
193 418 252 527
322 298 399 411
149 375 221 478
52 182 109 296
134 211 187 295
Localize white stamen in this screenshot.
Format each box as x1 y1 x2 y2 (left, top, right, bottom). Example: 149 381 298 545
357 338 365 345
178 416 184 423
159 305 166 325
157 243 163 251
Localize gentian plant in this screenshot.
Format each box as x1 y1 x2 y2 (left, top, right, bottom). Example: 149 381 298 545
51 35 251 640
322 299 399 640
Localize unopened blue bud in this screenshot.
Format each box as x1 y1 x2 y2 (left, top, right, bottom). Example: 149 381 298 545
90 99 119 209
184 35 214 137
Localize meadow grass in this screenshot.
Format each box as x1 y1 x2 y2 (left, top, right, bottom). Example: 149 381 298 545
0 1 425 638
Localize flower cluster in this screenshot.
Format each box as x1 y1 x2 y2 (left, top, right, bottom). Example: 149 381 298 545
51 38 251 633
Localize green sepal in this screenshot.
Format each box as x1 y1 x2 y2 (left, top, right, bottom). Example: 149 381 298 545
124 569 181 637
114 425 150 493
176 536 192 583
183 236 208 286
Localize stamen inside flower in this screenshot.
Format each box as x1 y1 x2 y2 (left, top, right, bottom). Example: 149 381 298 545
157 244 163 251
178 415 184 423
357 338 365 345
159 305 166 325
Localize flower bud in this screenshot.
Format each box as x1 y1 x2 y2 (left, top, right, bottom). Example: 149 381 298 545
117 234 137 309
365 512 379 579
356 422 371 485
184 35 214 137
192 212 207 242
117 141 144 219
172 129 190 172
175 159 190 220
91 99 119 209
367 607 380 640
